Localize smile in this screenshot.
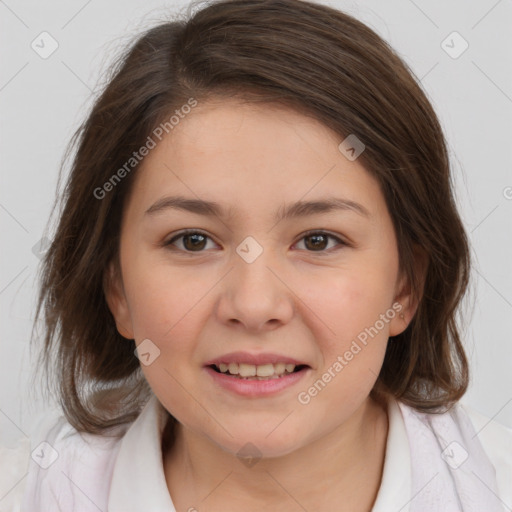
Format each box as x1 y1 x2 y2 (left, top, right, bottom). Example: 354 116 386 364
210 362 307 380
205 364 310 397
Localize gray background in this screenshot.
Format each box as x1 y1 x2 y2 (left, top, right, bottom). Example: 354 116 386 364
1 0 511 447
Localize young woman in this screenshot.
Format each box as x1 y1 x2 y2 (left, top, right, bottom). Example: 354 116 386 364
2 0 510 510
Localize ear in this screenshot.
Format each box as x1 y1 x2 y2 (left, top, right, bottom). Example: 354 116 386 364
103 259 134 340
388 244 428 337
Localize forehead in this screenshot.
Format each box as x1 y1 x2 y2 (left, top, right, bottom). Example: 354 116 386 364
158 98 340 168
124 99 385 221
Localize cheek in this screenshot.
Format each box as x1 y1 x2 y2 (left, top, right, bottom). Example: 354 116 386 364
123 258 209 341
293 260 396 403
122 261 209 418
297 262 396 345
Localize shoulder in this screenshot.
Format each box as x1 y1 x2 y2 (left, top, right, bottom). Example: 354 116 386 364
458 401 512 451
397 399 512 508
458 401 512 504
2 409 130 512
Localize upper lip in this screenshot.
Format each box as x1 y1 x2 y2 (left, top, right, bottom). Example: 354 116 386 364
204 351 310 367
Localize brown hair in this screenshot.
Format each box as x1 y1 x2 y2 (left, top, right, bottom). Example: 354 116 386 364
32 0 470 435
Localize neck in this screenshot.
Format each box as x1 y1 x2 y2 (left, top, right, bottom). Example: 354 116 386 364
163 396 389 512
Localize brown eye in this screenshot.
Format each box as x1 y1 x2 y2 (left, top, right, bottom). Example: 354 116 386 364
165 231 216 252
182 233 207 251
304 233 328 251
294 231 346 252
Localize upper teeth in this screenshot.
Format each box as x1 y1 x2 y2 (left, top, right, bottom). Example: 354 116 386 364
217 362 296 377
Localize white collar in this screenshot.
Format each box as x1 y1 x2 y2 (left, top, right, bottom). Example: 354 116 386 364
371 397 411 511
108 394 410 511
108 393 175 511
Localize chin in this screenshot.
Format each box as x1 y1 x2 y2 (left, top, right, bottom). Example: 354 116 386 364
214 427 306 461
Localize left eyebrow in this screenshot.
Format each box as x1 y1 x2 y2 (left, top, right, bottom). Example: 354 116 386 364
144 195 371 221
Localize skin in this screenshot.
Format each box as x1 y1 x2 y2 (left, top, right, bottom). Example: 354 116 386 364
105 99 423 511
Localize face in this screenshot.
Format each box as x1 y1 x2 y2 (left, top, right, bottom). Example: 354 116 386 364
106 99 416 458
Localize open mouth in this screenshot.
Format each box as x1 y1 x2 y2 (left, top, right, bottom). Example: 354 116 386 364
208 362 309 380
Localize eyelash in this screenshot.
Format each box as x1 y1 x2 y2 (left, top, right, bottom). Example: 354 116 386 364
163 229 348 254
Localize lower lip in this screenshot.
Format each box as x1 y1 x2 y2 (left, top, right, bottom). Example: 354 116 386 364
204 366 310 397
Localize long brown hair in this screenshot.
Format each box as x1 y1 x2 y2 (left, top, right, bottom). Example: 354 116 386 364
32 0 470 435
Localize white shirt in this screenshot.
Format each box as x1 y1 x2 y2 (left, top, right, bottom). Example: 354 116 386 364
1 393 511 511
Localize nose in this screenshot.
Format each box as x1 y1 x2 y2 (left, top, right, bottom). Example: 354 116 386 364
215 247 295 333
